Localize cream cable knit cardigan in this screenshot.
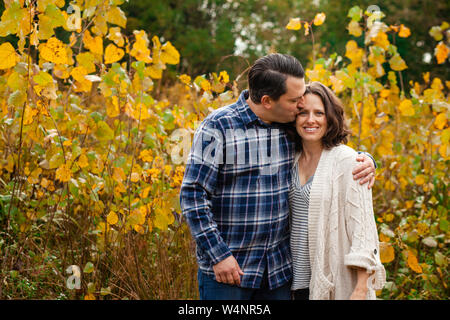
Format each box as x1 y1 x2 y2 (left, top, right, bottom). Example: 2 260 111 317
299 144 386 300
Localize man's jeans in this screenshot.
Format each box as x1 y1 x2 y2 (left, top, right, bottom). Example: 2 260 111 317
198 269 291 300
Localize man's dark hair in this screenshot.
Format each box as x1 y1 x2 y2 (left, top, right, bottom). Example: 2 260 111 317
248 53 305 103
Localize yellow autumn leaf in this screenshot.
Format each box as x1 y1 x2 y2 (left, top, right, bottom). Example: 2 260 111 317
146 65 163 79
133 224 145 234
130 172 140 182
107 27 125 47
139 149 153 162
130 30 152 63
78 154 89 168
128 209 146 226
106 6 127 28
313 12 326 26
55 163 71 182
23 105 38 125
379 242 395 263
54 64 70 79
372 31 390 50
39 37 68 65
435 42 449 64
70 66 88 82
218 71 229 83
113 167 126 183
200 79 212 91
0 42 18 70
389 54 407 71
286 18 301 30
104 43 124 64
304 22 310 36
398 99 415 116
407 250 423 273
161 41 180 65
441 127 450 144
439 144 448 158
415 174 426 185
179 74 191 85
84 293 96 300
76 52 96 74
398 24 411 38
434 112 447 130
345 40 363 67
347 20 362 37
107 211 119 225
83 30 103 55
153 207 174 230
141 186 151 199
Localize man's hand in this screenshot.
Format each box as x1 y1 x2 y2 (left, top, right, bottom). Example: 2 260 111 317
353 154 376 189
213 255 244 286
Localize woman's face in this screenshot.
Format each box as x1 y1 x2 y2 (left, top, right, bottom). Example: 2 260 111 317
295 93 327 144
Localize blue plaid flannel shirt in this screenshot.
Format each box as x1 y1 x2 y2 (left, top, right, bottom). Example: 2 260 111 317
180 90 296 290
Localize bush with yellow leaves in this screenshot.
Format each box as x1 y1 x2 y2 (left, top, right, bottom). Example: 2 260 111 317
0 1 447 300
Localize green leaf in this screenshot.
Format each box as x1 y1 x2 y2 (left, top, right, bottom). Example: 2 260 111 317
90 111 104 123
95 121 114 141
429 26 443 41
132 61 145 79
100 287 111 295
347 6 362 22
0 1 25 37
83 262 94 273
389 54 407 71
434 251 447 267
44 4 65 27
439 219 448 232
69 179 79 197
87 282 96 293
8 89 26 107
48 152 64 169
33 71 53 86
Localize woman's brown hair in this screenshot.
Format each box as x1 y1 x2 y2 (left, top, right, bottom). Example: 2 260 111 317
289 81 351 151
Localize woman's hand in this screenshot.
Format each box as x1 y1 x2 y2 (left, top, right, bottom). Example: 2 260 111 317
349 267 371 300
350 286 368 300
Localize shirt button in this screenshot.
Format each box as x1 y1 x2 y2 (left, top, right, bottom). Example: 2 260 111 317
374 249 377 254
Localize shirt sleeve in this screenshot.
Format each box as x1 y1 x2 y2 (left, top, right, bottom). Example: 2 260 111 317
179 119 232 265
357 151 378 169
343 159 386 290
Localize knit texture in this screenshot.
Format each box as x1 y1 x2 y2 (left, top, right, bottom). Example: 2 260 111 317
306 144 386 300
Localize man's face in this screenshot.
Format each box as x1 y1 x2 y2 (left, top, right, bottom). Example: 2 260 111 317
270 76 306 123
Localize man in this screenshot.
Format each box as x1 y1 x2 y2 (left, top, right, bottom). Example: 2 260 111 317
180 53 376 300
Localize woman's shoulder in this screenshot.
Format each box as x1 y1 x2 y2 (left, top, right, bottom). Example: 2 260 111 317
329 144 358 162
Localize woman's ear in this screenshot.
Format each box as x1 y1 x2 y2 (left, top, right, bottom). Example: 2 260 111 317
260 95 273 110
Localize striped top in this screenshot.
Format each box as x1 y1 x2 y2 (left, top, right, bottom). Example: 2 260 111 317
289 158 314 290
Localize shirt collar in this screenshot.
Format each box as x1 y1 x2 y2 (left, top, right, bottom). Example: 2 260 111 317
236 90 268 127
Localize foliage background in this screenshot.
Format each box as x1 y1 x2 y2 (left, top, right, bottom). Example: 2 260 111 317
0 0 448 300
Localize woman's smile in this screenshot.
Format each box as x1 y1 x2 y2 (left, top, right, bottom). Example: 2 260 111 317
296 93 328 142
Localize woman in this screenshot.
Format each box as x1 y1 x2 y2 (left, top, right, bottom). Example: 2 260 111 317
289 82 386 300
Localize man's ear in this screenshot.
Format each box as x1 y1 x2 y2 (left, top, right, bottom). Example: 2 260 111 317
260 95 273 110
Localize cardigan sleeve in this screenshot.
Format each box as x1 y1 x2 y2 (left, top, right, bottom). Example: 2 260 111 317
343 159 386 290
